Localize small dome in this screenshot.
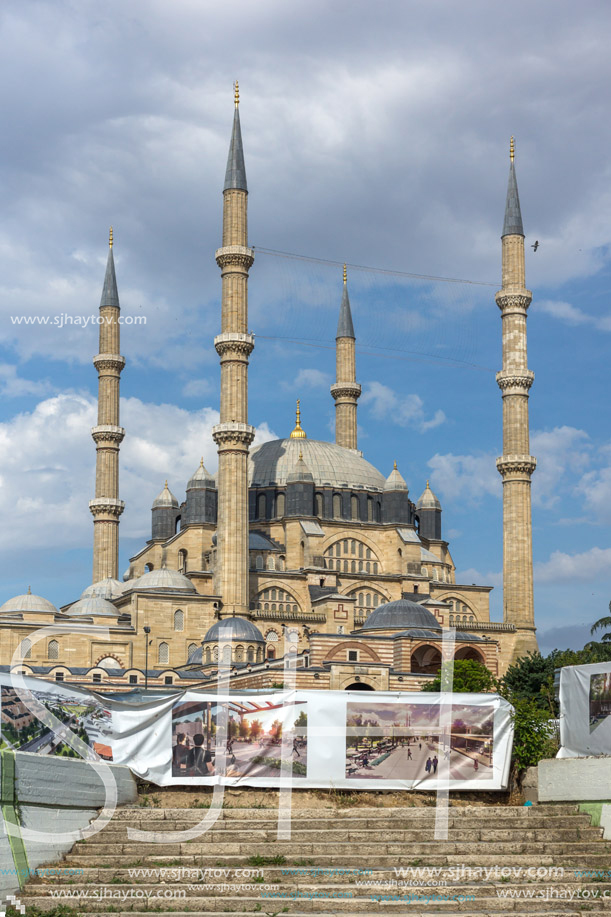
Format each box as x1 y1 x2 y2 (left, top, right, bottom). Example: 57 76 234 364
287 451 314 483
0 589 58 615
416 480 441 510
132 567 197 593
385 462 408 492
81 578 124 601
152 481 178 508
187 645 203 665
187 458 215 490
359 598 441 632
64 596 119 618
203 617 265 644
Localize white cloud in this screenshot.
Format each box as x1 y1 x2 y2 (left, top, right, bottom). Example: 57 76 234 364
538 300 611 331
293 368 332 389
362 381 446 432
531 426 591 508
0 364 53 398
454 567 503 589
534 547 611 583
427 450 500 503
182 378 213 398
0 393 276 551
576 456 611 524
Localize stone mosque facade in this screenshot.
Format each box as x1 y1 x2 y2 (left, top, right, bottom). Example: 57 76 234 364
0 91 539 693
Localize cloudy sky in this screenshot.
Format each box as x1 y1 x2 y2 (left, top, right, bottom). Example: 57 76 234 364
1 0 610 654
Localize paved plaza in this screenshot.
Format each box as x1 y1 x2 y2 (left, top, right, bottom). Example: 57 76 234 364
346 739 491 781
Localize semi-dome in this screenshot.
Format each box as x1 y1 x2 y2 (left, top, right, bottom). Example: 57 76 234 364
0 590 59 615
416 481 441 510
131 568 197 593
203 617 265 644
187 458 215 490
80 578 124 600
64 596 119 618
152 481 178 508
359 598 442 632
249 439 386 491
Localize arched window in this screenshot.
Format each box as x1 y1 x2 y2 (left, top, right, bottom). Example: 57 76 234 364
235 645 244 662
351 496 359 519
375 501 381 522
267 645 275 659
449 614 454 626
351 560 356 573
48 639 59 660
247 646 254 663
333 494 342 518
145 563 154 572
258 493 266 519
373 562 378 574
256 647 263 663
174 609 184 631
188 643 198 658
19 638 32 659
267 555 275 571
315 493 323 516
178 549 187 574
255 555 264 570
358 542 364 559
205 646 212 664
367 497 373 521
358 593 364 606
276 493 285 517
421 566 428 577
158 642 169 665
366 593 371 607
175 515 181 534
278 555 285 571
222 645 231 664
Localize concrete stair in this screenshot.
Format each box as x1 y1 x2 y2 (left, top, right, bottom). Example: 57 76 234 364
16 804 611 915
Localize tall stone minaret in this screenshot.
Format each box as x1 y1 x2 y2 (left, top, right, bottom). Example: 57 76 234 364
89 228 126 583
495 138 538 661
330 265 361 450
211 82 255 617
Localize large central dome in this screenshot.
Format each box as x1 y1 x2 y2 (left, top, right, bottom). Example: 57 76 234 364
249 439 386 491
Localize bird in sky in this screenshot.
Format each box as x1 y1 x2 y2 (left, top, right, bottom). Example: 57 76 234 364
531 240 539 252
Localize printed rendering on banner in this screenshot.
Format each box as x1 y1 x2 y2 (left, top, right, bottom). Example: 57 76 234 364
346 702 494 781
589 672 611 732
0 684 113 760
171 697 308 779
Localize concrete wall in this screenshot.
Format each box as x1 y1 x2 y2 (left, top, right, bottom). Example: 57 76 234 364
0 750 137 898
539 756 611 802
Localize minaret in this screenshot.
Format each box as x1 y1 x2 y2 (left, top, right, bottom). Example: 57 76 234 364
330 265 361 450
495 138 538 659
89 228 126 583
211 82 255 617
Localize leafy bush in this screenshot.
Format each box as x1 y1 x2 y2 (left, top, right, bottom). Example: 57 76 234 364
422 659 498 693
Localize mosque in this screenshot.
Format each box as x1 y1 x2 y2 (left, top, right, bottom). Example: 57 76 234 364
0 89 538 692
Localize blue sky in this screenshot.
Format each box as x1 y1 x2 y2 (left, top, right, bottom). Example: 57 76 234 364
0 0 610 655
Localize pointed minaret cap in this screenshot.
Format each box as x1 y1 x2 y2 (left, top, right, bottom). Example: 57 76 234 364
416 480 441 510
384 461 408 492
187 457 216 490
290 400 307 439
287 448 314 483
152 480 179 508
224 81 247 192
100 227 120 308
336 264 355 339
502 136 524 237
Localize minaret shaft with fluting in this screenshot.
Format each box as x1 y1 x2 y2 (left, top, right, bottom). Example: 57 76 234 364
212 85 255 616
89 229 125 583
495 140 537 651
331 266 361 449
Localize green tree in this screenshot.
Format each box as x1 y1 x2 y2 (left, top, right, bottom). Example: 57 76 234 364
422 659 498 693
590 600 611 642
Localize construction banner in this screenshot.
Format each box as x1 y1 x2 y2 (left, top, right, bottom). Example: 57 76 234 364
0 675 514 789
558 662 611 757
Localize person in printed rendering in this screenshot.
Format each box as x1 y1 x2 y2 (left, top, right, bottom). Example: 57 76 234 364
187 733 214 776
172 732 189 774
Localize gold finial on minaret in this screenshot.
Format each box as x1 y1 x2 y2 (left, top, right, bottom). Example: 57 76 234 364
299 449 303 461
109 226 113 248
27 585 31 595
165 479 168 488
426 479 430 488
393 461 397 470
200 457 204 466
234 80 239 108
290 399 307 439
343 263 347 284
510 136 515 163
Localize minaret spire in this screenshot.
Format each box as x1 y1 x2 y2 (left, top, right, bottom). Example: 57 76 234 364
212 86 255 617
89 228 126 583
495 138 538 663
331 264 361 449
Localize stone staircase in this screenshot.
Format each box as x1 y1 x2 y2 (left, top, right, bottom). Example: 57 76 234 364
17 804 611 915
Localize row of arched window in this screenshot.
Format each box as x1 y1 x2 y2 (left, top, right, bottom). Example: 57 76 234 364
255 587 299 613
254 491 383 522
250 554 285 571
449 614 475 625
204 644 264 664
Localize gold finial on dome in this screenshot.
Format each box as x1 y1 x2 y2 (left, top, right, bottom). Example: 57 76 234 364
165 479 168 488
343 263 347 284
510 136 514 163
426 479 430 488
200 457 204 466
393 460 397 470
109 226 113 248
290 399 307 439
27 585 31 595
234 80 239 108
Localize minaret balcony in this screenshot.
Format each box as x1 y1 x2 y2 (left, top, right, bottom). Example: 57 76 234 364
89 497 125 517
496 370 534 395
214 332 255 358
215 245 254 271
496 455 537 478
330 382 362 400
91 424 125 445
